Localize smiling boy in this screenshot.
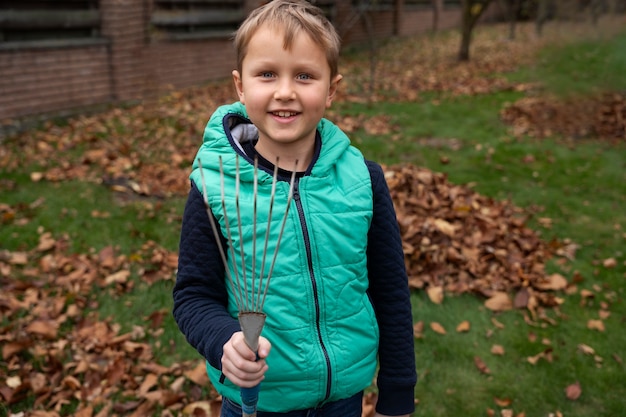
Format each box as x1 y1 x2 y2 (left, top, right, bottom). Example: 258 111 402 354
231 1 343 171
173 1 417 416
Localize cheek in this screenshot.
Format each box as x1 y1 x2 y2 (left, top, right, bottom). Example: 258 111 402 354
240 85 266 106
317 87 333 107
315 93 333 112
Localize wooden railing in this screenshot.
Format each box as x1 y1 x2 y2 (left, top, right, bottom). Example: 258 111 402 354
150 0 245 40
0 0 100 43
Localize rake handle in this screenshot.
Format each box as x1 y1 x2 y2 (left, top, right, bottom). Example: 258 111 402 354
241 384 261 417
240 347 261 417
238 312 266 417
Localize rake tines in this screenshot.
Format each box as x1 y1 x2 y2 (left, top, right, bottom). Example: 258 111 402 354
197 154 297 416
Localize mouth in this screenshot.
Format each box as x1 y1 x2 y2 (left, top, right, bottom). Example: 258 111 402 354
271 111 299 118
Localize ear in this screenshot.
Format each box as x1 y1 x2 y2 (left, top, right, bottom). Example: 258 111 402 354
326 74 343 108
232 70 245 104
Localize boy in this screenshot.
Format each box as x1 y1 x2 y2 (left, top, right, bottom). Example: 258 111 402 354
173 1 416 416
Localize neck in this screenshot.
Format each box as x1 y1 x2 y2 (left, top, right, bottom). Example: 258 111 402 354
254 140 314 173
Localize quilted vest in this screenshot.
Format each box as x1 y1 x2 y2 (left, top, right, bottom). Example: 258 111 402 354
189 102 378 412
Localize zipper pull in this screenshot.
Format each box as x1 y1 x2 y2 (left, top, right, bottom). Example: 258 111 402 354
292 179 300 202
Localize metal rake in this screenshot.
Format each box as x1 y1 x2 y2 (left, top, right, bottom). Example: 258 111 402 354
198 154 297 417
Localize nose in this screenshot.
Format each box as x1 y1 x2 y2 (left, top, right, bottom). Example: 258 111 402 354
273 78 295 101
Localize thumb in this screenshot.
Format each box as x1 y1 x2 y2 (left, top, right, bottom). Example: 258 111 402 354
257 336 272 359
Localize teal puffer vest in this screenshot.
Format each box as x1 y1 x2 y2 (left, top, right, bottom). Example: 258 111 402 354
189 103 378 412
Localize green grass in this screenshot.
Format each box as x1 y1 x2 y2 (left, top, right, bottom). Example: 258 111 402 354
508 28 626 97
0 176 182 254
1 24 625 417
339 27 626 417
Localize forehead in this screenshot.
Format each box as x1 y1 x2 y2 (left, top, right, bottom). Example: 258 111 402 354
248 24 311 50
244 25 329 67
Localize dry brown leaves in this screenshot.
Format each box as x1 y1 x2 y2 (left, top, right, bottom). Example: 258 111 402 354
500 92 626 141
385 164 572 312
1 82 237 201
338 23 543 103
0 235 222 415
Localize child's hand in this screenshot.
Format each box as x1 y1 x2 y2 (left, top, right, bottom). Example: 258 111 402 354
221 331 271 388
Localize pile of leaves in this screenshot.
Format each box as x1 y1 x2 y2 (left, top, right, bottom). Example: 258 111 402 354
0 236 224 416
500 92 626 141
385 164 575 314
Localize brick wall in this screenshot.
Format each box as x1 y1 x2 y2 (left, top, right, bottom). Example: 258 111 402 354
99 0 147 101
147 39 237 94
0 42 112 121
0 0 463 125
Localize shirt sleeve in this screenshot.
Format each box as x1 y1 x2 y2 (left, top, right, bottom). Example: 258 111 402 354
366 160 417 416
172 182 241 369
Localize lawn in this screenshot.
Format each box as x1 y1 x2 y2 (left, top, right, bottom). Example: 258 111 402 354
1 18 625 417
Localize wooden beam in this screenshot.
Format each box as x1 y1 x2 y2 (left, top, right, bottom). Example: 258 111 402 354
154 0 243 5
0 10 100 29
151 10 244 26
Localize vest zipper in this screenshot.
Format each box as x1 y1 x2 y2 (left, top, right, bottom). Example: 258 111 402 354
292 179 333 402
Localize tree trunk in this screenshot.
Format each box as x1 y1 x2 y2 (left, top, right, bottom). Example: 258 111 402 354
432 0 440 32
393 0 403 36
507 0 522 40
535 0 550 37
459 7 472 61
458 0 492 61
336 1 379 98
361 10 377 95
589 0 603 25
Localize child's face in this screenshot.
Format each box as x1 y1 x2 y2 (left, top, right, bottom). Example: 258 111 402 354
233 25 342 154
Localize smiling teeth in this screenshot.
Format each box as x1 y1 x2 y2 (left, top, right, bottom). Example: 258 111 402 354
275 111 296 117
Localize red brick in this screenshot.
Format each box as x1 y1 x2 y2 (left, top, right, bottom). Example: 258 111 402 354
0 0 466 121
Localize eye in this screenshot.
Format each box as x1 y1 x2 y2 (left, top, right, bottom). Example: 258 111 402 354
260 71 275 78
296 73 312 81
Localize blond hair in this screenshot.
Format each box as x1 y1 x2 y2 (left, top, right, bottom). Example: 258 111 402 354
233 0 341 78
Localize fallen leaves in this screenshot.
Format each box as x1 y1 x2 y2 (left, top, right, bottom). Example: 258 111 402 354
182 400 222 416
413 321 425 339
361 391 378 417
386 159 622 403
587 319 606 332
565 381 582 400
533 273 568 291
491 345 505 356
485 292 514 312
500 92 626 142
577 343 595 355
426 285 444 304
430 322 447 335
0 232 219 414
474 356 491 375
386 164 566 311
24 320 59 340
456 320 471 333
602 257 617 268
494 396 512 407
527 348 554 365
2 83 237 202
339 23 541 105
